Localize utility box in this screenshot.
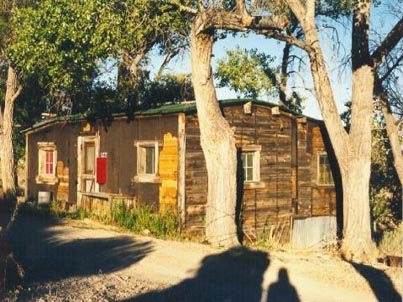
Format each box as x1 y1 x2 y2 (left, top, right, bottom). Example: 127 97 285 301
96 157 107 184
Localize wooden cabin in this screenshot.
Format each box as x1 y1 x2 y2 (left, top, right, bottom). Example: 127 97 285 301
23 99 340 245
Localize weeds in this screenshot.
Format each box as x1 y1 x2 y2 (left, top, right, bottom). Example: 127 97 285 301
379 222 403 256
108 202 180 238
22 199 180 239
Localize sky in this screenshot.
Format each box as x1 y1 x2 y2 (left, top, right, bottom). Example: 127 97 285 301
102 1 402 120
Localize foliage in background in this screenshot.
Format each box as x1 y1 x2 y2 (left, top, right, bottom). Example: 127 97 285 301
370 118 402 235
215 47 277 99
343 103 402 236
215 47 304 113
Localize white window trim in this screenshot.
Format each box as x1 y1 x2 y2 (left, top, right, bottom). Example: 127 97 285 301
133 140 161 183
317 152 334 186
36 142 58 185
241 145 261 184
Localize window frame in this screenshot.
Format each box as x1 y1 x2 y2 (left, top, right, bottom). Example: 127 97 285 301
134 140 160 183
317 152 334 186
240 145 261 184
36 142 58 184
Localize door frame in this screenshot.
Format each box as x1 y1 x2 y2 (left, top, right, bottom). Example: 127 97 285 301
77 134 100 206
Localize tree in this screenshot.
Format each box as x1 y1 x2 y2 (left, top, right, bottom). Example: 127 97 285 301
374 34 403 185
141 73 194 107
0 0 34 200
215 46 304 113
171 0 402 258
215 47 277 98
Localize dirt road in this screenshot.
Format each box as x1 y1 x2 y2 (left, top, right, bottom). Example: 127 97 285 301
6 213 402 302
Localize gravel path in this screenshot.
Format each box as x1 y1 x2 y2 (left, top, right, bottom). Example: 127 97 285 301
3 213 402 302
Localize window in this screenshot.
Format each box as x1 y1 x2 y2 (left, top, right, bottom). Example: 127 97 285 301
36 142 58 184
318 153 334 185
83 141 95 174
240 145 261 183
134 141 160 182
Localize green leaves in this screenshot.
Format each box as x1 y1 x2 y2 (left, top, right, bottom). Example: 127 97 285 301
215 47 277 99
6 0 189 98
7 0 120 91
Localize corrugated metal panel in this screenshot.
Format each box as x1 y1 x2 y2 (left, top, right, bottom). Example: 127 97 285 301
291 216 336 249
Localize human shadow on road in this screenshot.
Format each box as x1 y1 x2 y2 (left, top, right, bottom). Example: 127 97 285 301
348 261 401 302
120 246 270 302
8 212 154 285
266 268 300 302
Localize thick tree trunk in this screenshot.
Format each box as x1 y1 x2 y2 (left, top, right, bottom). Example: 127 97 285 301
191 20 239 247
340 158 373 259
0 66 20 201
286 0 376 260
340 67 375 259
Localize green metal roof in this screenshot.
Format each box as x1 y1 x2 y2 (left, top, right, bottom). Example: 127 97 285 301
22 99 320 133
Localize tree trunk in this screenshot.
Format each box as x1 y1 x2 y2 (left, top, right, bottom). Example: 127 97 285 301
279 43 291 105
339 158 373 259
338 67 374 259
0 66 20 202
288 0 376 260
191 20 239 247
380 103 403 185
339 67 376 260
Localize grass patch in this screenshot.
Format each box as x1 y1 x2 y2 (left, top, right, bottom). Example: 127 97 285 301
379 222 403 256
21 199 180 239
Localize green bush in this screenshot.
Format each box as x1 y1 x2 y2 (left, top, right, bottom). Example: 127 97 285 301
379 222 403 256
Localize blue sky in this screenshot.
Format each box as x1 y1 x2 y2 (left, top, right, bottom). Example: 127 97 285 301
102 1 401 120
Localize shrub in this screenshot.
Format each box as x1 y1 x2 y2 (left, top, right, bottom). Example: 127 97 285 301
379 222 403 256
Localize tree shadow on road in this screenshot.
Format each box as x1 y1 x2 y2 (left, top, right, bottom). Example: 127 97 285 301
266 268 300 302
348 261 401 302
120 246 270 302
7 212 154 285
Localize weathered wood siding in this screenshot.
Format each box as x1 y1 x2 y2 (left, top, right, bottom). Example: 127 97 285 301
98 115 178 209
184 105 294 241
184 103 337 242
295 121 337 218
26 121 83 204
26 115 178 209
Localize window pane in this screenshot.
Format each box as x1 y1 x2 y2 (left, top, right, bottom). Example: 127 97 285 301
246 167 253 181
241 151 255 181
84 143 95 174
145 146 155 174
45 150 53 174
319 154 333 184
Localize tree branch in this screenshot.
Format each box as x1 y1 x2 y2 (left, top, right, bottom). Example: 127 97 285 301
194 8 289 36
380 54 403 82
167 0 197 15
261 29 310 51
374 75 403 184
286 0 307 27
371 17 403 68
11 86 22 103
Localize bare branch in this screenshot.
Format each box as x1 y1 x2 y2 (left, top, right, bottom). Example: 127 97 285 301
371 17 403 68
256 29 310 51
380 54 403 82
156 50 179 78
